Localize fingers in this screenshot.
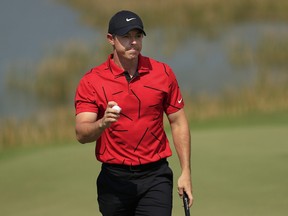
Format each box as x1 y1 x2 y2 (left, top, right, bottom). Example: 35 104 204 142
101 101 121 129
106 101 121 116
187 192 194 207
178 187 194 207
107 101 117 108
177 187 184 198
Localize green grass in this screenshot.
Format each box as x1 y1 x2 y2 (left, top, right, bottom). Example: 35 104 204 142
187 125 288 216
1 125 288 215
189 110 288 130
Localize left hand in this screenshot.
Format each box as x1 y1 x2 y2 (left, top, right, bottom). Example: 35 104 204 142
177 171 194 207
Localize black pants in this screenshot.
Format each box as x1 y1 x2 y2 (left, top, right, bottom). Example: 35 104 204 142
97 159 173 216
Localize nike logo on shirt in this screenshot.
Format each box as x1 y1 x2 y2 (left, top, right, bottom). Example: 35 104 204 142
178 98 183 103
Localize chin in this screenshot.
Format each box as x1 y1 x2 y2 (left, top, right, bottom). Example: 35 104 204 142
128 53 139 59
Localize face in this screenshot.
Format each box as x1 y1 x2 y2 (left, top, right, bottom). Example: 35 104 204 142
107 29 143 61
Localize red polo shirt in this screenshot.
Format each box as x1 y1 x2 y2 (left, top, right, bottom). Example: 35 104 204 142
75 54 184 166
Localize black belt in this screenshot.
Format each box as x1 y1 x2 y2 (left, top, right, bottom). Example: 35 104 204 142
103 158 167 172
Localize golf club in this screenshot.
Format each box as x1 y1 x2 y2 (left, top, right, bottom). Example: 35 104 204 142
183 192 190 216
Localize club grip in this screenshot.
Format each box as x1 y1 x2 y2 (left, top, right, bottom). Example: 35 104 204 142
183 192 190 216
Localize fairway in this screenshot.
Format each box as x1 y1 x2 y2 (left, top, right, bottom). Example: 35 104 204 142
0 125 287 216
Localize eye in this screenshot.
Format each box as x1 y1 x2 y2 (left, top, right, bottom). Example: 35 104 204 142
136 34 143 39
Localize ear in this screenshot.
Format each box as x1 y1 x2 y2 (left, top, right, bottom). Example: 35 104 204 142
107 34 115 46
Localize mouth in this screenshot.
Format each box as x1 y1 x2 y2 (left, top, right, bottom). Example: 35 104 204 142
129 47 138 52
127 48 139 55
125 47 140 58
126 50 139 59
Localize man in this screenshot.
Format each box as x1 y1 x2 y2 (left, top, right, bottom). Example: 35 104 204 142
75 10 193 216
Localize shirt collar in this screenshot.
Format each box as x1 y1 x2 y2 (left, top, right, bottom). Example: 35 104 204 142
107 54 150 76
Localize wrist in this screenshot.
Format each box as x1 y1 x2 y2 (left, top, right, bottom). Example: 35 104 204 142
181 167 191 175
98 119 106 130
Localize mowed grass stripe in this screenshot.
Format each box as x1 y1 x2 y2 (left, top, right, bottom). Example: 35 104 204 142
0 125 287 216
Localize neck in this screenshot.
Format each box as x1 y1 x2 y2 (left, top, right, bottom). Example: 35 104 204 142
112 52 139 76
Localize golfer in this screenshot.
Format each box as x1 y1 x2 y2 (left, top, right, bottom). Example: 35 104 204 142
75 10 193 216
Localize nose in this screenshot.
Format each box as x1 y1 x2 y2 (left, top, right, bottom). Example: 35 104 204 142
130 36 138 44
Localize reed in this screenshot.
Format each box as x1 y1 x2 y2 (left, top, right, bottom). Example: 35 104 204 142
0 107 75 151
1 79 288 151
6 42 100 105
58 0 288 34
184 83 288 122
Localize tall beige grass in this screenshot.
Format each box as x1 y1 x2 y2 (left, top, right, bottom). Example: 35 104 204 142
58 0 288 33
184 84 288 121
0 107 75 151
1 81 287 151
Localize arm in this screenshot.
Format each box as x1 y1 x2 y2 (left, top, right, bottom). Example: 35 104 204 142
75 101 120 144
168 108 194 207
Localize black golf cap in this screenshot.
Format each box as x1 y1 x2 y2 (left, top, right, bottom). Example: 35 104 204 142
108 10 146 36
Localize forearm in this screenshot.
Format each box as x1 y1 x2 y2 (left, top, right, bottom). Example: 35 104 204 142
76 119 105 144
168 109 194 206
171 120 191 173
75 102 121 144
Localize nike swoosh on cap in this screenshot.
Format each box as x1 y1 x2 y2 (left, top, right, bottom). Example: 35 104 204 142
126 17 136 22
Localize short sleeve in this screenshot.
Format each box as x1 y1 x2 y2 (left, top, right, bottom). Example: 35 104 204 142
74 75 98 115
164 65 184 115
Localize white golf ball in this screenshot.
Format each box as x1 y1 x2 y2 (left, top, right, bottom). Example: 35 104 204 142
112 105 121 112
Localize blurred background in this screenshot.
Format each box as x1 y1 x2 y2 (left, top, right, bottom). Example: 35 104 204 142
0 0 288 215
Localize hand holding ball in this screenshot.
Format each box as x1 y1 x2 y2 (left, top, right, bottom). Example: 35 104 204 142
112 105 121 112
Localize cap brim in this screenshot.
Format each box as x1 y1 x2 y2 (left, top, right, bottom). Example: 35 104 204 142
115 25 146 36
